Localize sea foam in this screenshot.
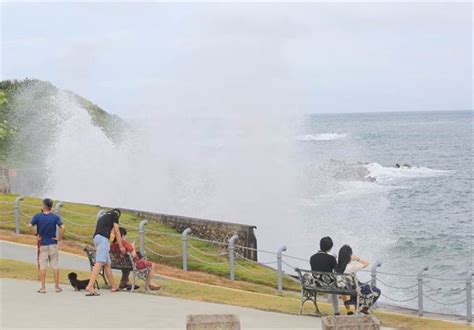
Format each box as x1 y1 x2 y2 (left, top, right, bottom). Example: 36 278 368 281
297 133 347 141
364 162 454 182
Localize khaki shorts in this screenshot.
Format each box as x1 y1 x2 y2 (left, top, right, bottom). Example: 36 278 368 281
39 244 59 270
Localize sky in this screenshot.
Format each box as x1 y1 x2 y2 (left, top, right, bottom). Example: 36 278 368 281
1 2 472 116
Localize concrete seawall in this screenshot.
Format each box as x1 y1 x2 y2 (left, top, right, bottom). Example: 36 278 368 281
121 208 258 261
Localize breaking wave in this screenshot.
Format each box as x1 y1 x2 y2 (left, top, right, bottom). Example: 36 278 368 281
364 162 454 183
297 133 347 141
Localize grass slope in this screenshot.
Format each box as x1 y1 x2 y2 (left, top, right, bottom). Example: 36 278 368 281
0 193 300 291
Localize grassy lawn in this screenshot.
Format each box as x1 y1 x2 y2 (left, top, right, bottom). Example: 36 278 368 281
0 193 299 291
1 258 470 330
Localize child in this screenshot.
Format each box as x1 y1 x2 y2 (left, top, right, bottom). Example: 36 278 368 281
110 227 161 290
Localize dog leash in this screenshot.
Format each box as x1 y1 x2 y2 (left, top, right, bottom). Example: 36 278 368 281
37 236 41 280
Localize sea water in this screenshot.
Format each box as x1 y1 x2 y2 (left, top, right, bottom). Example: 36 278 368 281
293 110 472 315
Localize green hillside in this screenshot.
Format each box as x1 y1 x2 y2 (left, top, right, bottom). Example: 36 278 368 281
0 79 127 166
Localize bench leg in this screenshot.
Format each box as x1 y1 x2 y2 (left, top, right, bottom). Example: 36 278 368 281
355 295 359 315
299 299 305 315
144 269 150 293
131 270 136 292
313 292 321 316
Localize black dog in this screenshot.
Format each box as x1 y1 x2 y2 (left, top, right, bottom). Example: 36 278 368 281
68 272 97 291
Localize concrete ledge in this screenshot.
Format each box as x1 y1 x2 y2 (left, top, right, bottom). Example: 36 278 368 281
187 314 241 330
322 315 380 330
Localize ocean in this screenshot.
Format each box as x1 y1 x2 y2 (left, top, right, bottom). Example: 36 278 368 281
291 110 472 315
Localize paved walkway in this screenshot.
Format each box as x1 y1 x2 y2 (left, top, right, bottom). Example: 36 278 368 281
0 240 391 329
0 240 91 271
1 278 323 329
1 240 325 329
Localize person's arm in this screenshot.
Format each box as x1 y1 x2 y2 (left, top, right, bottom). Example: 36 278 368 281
351 255 369 268
130 242 139 259
28 215 39 239
54 225 65 241
53 217 65 241
113 223 125 254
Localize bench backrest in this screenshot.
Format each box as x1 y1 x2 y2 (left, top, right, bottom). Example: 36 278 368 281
83 247 134 270
295 268 359 295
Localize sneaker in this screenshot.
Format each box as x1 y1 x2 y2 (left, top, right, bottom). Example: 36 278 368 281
347 311 354 315
121 284 140 291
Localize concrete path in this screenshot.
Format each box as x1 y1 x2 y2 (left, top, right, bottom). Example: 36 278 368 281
1 278 325 329
1 240 325 329
1 240 391 329
0 240 92 272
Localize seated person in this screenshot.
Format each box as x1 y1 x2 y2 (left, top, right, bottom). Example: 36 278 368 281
335 245 381 315
110 227 161 290
309 236 339 315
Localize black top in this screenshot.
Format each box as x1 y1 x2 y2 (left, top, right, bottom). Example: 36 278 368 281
93 211 119 239
310 252 337 273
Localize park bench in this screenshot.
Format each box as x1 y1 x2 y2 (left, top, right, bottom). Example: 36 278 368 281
83 246 151 292
295 268 374 316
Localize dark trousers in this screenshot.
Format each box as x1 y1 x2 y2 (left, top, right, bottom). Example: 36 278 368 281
120 269 131 288
346 283 381 308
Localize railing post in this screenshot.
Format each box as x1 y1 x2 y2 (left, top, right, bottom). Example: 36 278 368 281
14 195 25 234
182 228 192 271
228 235 239 281
53 201 63 215
277 245 287 295
371 261 382 308
138 220 148 256
467 271 472 323
417 266 429 316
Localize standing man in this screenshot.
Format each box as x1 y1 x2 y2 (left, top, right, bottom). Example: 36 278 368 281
28 198 65 294
85 208 125 296
309 236 340 315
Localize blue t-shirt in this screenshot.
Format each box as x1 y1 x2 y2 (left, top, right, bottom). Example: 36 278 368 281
31 213 63 246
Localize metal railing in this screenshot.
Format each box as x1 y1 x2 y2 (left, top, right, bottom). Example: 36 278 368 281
0 197 472 322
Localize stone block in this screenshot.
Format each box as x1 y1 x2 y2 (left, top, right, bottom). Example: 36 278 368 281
186 314 240 330
322 315 380 330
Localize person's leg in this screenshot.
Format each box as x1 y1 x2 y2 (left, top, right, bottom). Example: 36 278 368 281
101 244 118 291
86 262 104 292
372 286 381 303
53 269 60 291
143 262 160 290
119 269 131 288
37 246 47 293
342 295 352 314
331 294 339 314
39 270 47 292
86 235 107 293
103 263 118 291
50 245 61 292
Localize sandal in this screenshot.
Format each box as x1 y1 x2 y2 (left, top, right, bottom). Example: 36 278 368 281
85 291 100 296
149 284 161 291
37 289 46 294
55 287 63 293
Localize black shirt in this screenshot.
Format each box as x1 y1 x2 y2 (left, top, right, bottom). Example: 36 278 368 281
310 252 337 273
93 212 119 239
